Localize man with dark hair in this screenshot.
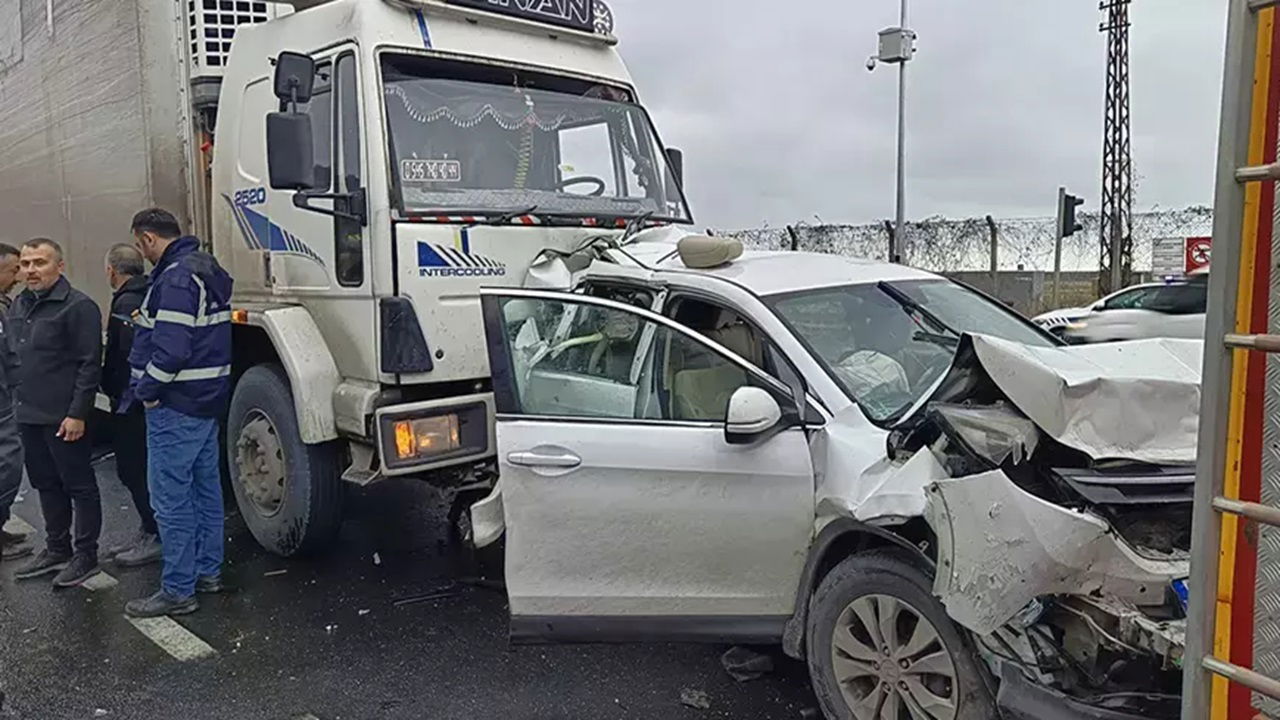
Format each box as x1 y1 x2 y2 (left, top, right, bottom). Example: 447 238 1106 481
125 209 233 617
10 238 103 587
0 241 28 560
102 243 160 566
0 243 20 313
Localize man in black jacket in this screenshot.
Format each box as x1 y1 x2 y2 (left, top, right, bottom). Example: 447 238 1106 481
102 244 159 566
10 238 103 588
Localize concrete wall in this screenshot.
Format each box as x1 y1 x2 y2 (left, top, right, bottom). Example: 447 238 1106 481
0 0 190 310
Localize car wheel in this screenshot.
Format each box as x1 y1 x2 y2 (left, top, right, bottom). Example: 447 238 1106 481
806 552 996 720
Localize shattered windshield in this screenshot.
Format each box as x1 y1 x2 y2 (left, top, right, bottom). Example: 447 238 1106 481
768 279 1054 423
381 54 691 222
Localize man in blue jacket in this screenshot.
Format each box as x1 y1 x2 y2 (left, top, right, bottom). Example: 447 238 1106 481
123 209 233 618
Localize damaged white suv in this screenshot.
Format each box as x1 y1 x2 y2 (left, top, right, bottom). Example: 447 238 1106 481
469 232 1197 720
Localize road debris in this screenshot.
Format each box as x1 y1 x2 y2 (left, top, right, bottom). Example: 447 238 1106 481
358 609 371 616
324 624 338 634
263 569 288 577
373 553 382 566
392 587 459 608
679 688 710 710
720 646 774 682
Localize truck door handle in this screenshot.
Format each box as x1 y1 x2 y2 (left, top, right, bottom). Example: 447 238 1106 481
507 450 582 469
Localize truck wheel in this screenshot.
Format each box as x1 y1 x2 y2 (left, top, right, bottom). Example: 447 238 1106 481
806 552 996 720
227 364 342 557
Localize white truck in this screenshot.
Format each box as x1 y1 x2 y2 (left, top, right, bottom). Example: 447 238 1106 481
0 0 689 556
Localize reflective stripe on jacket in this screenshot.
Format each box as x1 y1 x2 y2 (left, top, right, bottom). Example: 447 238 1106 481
128 236 234 418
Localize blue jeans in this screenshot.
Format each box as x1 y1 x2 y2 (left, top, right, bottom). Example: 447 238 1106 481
146 406 223 599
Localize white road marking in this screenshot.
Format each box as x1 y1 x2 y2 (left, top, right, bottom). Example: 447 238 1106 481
3 515 36 536
125 616 217 662
81 571 118 591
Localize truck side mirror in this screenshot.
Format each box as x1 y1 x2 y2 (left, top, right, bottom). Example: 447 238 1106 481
267 51 318 191
273 51 316 105
665 147 684 190
266 112 315 191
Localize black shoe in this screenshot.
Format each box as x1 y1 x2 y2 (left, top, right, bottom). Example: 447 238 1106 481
125 591 198 618
13 550 71 580
52 554 100 589
1 531 33 560
195 576 224 595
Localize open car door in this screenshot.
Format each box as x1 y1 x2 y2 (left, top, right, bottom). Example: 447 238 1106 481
478 288 815 643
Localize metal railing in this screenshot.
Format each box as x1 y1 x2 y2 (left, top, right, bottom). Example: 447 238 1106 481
1182 1 1280 716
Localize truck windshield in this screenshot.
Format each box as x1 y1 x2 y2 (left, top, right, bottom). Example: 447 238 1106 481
767 280 1056 424
381 54 691 223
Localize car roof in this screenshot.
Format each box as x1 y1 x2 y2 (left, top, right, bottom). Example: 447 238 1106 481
622 236 942 296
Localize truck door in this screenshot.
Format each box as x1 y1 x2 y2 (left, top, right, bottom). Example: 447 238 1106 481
479 288 814 642
257 47 376 375
260 49 368 293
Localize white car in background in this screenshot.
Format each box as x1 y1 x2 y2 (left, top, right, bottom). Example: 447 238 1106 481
1032 283 1165 339
469 232 1196 720
1060 274 1208 344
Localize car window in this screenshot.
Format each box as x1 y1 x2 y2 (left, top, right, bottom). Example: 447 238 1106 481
1146 283 1208 315
495 296 769 422
1102 287 1158 311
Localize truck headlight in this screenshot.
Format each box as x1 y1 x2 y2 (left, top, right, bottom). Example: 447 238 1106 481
393 414 461 460
377 400 490 470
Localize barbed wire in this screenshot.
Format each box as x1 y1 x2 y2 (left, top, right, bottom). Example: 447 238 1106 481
720 206 1213 273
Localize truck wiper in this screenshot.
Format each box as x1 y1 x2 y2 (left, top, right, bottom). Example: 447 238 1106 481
468 206 540 227
912 330 960 348
619 210 655 245
877 281 961 340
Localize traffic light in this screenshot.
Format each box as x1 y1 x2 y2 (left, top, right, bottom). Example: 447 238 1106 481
1058 189 1085 238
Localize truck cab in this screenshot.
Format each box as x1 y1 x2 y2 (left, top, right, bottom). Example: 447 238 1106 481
206 0 690 555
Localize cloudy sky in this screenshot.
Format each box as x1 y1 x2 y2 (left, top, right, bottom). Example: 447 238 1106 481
611 1 1227 230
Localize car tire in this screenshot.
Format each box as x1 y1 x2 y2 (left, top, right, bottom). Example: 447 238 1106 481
806 552 996 720
227 364 343 557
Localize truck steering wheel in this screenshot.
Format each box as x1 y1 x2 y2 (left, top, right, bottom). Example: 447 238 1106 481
556 176 607 197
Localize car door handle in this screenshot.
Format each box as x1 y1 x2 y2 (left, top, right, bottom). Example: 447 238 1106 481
507 450 582 469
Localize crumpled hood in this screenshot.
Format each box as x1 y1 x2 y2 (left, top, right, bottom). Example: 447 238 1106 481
917 334 1203 465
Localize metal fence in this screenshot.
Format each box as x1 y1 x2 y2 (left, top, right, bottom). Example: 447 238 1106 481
722 207 1213 274
719 207 1212 314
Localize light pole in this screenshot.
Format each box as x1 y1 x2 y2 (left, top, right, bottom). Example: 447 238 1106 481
868 1 917 265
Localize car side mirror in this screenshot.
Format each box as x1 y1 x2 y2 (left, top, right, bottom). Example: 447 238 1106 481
725 387 782 445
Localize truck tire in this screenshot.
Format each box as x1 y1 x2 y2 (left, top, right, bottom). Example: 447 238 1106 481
806 552 996 720
227 364 342 557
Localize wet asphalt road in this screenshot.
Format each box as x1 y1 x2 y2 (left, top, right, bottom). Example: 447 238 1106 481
0 459 818 720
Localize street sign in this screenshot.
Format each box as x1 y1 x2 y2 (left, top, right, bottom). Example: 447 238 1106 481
1151 237 1185 277
1185 236 1212 273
